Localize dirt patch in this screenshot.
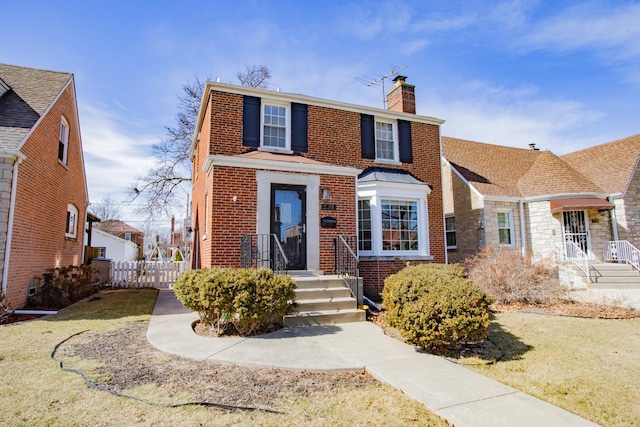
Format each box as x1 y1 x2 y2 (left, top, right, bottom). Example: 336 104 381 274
59 322 377 409
193 320 282 338
490 300 640 319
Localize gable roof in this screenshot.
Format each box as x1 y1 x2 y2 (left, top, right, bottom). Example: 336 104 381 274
442 136 604 199
561 133 640 195
0 63 72 151
96 220 144 236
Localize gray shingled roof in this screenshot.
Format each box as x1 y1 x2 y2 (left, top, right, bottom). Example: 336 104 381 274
0 63 72 151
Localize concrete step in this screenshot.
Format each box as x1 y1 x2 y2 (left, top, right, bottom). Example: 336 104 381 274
296 297 357 312
592 275 640 283
589 281 640 290
294 287 352 299
283 308 366 327
291 275 346 289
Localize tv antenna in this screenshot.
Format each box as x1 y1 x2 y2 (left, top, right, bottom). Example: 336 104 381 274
350 64 407 108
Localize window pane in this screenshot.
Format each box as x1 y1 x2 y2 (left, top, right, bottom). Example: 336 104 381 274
499 228 511 245
498 212 512 245
358 200 372 251
381 200 418 251
263 104 287 148
445 216 455 231
497 212 508 228
375 122 394 160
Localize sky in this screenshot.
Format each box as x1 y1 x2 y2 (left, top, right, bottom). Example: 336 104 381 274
2 0 639 228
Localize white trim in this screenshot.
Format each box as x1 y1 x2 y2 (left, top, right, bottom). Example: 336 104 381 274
204 154 361 177
519 200 526 256
497 209 515 247
2 155 24 295
65 204 79 238
445 215 457 250
256 172 321 272
260 101 291 150
442 157 485 200
374 118 399 162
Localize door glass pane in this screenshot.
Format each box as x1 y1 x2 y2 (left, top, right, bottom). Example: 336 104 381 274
273 186 306 269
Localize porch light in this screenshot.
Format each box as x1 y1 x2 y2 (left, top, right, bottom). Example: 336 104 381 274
322 188 331 201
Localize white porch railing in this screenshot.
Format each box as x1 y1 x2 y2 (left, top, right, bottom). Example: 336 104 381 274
555 240 591 283
111 260 188 288
604 240 640 273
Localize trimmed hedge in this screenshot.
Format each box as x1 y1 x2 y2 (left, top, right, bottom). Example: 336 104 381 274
382 264 492 350
173 267 296 336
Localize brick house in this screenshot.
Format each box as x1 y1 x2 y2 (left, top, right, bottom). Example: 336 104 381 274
190 76 445 299
441 137 619 265
0 63 89 308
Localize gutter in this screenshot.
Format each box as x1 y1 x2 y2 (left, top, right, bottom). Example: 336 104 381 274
2 153 25 295
519 200 527 257
609 195 619 242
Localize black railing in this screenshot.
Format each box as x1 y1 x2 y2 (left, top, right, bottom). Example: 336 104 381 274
240 234 288 275
336 235 361 305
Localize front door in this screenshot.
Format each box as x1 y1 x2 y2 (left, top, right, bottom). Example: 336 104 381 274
271 184 307 270
562 210 590 255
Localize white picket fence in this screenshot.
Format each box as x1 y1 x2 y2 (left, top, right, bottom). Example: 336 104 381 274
110 261 188 289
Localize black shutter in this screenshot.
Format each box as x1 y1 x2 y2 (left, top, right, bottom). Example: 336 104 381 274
242 95 261 147
361 114 375 159
398 119 413 163
291 102 308 152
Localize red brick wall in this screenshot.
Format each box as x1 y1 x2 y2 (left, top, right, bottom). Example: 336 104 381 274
6 83 87 308
191 89 445 291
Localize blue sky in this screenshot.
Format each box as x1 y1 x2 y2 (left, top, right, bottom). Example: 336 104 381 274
2 0 640 225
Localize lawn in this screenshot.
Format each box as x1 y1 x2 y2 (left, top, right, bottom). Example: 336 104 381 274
0 289 448 427
457 311 640 427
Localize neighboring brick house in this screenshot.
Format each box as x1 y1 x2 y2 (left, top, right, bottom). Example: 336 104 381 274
562 134 640 250
95 220 144 260
441 137 617 264
190 76 445 298
0 63 89 308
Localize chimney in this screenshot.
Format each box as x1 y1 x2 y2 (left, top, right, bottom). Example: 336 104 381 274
528 143 539 151
386 75 416 114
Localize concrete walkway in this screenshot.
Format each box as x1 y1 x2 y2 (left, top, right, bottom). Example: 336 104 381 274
147 289 599 427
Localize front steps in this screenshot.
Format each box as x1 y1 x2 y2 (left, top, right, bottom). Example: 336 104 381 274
565 262 640 289
283 274 366 327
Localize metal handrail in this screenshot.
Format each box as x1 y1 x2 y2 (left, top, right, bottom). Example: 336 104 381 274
604 240 640 273
554 240 590 283
336 235 361 305
240 234 288 275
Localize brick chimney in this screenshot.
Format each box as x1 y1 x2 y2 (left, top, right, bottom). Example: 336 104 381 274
386 75 416 114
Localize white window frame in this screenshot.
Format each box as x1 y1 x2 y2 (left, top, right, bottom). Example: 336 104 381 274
358 199 373 252
358 180 430 257
497 210 515 247
59 116 70 164
374 118 399 163
124 233 131 241
65 204 78 238
445 216 457 250
260 100 291 153
203 191 209 240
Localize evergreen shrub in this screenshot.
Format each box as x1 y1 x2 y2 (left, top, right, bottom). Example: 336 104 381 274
382 263 492 350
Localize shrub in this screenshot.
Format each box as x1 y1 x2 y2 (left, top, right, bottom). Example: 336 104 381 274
173 267 296 336
464 246 564 304
382 264 492 350
26 265 101 309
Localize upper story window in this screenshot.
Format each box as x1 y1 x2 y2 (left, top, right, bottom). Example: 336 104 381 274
59 116 69 164
375 121 397 161
125 233 131 241
65 204 78 238
262 103 289 149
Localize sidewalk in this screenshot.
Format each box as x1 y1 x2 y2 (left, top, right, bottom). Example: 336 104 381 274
147 289 599 427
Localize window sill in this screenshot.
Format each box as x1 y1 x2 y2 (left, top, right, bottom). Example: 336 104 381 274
374 158 401 166
259 147 294 155
447 247 458 251
202 234 207 241
58 159 69 170
359 254 433 261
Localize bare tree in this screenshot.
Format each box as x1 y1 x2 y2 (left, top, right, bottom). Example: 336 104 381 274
128 66 272 220
90 195 124 234
237 64 272 89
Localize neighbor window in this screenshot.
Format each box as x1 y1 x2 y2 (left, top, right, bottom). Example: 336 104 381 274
497 211 514 246
65 204 78 238
445 216 457 249
375 120 396 161
97 247 106 258
358 200 372 251
125 233 131 241
262 103 289 149
59 116 69 163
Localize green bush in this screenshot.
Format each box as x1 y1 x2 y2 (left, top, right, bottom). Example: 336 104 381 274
173 267 297 336
26 265 101 309
382 264 492 350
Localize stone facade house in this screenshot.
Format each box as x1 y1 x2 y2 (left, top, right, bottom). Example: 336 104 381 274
0 63 89 308
441 137 615 264
190 77 446 298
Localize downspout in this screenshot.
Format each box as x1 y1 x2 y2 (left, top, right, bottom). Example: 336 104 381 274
2 154 25 295
608 195 619 242
519 199 526 257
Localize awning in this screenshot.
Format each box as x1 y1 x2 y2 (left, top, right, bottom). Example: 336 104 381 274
549 198 614 214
